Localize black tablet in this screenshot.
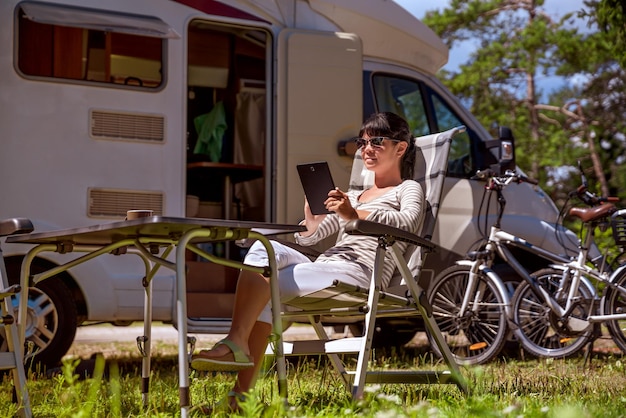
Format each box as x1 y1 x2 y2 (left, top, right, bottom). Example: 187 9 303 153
297 161 336 215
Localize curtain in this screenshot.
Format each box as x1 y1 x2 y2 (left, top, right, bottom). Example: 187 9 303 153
234 89 265 220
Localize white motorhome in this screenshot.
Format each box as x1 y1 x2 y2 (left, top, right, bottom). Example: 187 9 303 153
0 0 579 366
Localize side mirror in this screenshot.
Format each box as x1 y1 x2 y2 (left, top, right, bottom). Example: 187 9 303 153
488 126 515 175
337 138 359 157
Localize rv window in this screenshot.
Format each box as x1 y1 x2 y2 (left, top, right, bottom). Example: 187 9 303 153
16 4 166 89
19 2 179 38
371 75 430 137
429 91 474 178
371 73 473 178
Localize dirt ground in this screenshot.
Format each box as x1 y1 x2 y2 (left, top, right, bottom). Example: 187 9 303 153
67 322 623 362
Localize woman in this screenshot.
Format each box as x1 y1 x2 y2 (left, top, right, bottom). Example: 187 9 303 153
190 112 424 409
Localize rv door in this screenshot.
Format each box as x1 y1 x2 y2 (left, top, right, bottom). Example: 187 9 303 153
275 29 362 224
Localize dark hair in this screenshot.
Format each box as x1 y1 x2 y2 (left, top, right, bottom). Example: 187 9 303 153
359 112 415 179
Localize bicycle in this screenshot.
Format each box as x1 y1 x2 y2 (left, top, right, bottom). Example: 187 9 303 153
427 166 609 364
427 168 541 365
512 168 626 358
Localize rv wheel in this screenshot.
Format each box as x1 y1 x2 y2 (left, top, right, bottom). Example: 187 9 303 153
2 259 78 370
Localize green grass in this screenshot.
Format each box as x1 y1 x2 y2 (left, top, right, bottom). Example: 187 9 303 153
3 346 626 417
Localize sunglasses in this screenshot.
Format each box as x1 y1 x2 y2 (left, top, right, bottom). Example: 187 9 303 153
353 136 401 148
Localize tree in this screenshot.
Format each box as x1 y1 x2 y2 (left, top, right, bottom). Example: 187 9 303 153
423 0 583 181
423 0 625 202
585 0 626 68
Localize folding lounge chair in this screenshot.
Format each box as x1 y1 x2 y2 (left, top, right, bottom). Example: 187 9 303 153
268 126 468 400
0 218 33 418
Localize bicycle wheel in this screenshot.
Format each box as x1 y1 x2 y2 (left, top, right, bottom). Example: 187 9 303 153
603 267 626 353
427 264 508 365
512 268 595 358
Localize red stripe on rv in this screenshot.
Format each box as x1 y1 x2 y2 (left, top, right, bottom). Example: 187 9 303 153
172 0 267 22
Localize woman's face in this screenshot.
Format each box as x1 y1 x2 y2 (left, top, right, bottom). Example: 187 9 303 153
359 135 407 174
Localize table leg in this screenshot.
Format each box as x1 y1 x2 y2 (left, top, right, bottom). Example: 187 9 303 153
249 232 288 403
141 275 152 406
18 244 56 344
137 246 173 407
18 241 137 345
137 245 173 406
175 236 192 418
175 228 287 416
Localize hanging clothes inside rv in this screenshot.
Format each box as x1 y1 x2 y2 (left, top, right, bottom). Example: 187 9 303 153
193 101 226 162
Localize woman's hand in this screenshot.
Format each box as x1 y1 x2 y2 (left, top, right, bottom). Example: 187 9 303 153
325 188 359 220
300 197 326 237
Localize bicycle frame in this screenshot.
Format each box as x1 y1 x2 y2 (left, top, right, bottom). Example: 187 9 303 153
597 263 626 321
490 227 599 330
445 169 624 360
455 259 512 318
429 169 610 364
469 174 602 331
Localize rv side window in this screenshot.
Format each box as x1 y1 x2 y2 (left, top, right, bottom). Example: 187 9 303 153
16 6 165 89
371 75 430 136
428 91 473 178
371 73 473 178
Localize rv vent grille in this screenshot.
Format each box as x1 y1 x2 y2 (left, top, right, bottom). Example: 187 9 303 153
88 188 164 218
90 110 165 142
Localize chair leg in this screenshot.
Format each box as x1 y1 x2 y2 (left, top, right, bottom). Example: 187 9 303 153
351 245 386 399
0 252 32 418
415 290 468 393
275 244 469 400
308 319 351 390
393 245 467 393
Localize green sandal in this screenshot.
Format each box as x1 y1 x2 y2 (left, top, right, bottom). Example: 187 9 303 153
190 339 254 372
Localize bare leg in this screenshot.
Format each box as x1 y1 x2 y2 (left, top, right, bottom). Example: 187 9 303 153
198 269 270 358
195 270 273 409
230 321 272 405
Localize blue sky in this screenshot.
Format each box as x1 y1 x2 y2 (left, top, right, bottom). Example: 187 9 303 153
394 0 585 21
392 0 588 94
393 0 587 70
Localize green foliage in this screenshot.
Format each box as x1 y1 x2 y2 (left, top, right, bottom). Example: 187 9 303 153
584 0 626 68
4 350 626 417
422 0 626 204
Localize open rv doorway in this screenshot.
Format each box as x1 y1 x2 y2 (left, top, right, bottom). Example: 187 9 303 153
185 20 269 226
184 19 270 321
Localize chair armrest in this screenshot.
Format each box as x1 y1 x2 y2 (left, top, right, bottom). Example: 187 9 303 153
344 219 435 251
0 217 34 237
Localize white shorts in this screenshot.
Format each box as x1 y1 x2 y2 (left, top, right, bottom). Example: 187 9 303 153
244 240 370 324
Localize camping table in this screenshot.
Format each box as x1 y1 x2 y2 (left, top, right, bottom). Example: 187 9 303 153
7 216 304 417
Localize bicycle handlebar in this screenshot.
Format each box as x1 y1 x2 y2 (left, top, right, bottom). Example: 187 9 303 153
472 169 539 186
571 161 618 207
471 169 493 180
569 184 619 206
472 165 617 207
518 173 539 185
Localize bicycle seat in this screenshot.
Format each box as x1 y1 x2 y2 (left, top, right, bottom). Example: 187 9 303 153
568 203 617 223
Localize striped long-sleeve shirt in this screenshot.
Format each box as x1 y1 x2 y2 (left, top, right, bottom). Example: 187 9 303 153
295 179 424 288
